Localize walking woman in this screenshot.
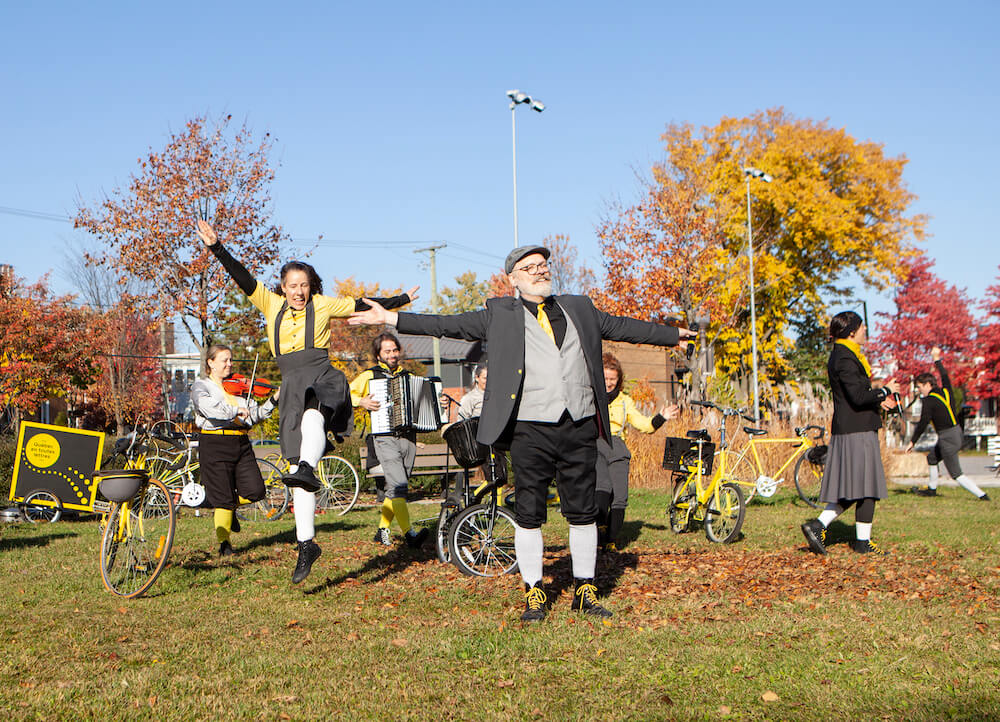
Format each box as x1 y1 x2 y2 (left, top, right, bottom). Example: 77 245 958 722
801 311 900 556
196 220 416 583
191 344 278 557
597 353 677 552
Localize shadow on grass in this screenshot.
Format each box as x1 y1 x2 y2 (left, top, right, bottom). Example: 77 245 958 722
302 542 433 595
0 531 78 552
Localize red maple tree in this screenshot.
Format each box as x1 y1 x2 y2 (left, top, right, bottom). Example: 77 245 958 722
871 253 976 390
973 265 1000 399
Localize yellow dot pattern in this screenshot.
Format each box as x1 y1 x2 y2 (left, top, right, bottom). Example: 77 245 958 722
22 463 95 504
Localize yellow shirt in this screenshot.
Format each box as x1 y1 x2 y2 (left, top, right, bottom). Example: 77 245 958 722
608 392 657 438
349 363 406 407
248 283 357 357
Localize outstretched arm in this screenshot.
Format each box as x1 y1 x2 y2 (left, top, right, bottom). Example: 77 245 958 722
349 299 488 341
196 220 257 296
356 286 420 312
595 309 696 348
932 347 952 393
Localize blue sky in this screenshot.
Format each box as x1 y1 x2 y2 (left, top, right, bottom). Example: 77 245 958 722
3 1 997 340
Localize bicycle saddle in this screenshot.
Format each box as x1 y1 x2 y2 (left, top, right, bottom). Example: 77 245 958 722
743 427 768 436
686 429 711 441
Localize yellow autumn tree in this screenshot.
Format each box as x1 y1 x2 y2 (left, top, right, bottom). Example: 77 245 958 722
599 108 926 400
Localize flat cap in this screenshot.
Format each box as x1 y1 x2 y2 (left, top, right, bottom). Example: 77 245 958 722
504 245 550 274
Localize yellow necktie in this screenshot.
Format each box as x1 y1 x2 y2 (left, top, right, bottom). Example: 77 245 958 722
536 303 556 344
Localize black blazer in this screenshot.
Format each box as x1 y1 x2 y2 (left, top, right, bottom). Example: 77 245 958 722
827 343 888 436
395 295 680 445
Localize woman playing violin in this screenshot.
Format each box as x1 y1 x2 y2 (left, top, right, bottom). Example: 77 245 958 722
196 219 417 584
191 344 279 557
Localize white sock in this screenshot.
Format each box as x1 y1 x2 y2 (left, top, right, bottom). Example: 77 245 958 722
292 487 316 542
298 409 327 468
818 503 843 528
514 525 543 587
856 522 872 541
956 475 986 498
568 523 598 579
928 465 939 490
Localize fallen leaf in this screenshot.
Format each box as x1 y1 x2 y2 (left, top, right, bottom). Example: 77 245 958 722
761 691 779 703
497 679 514 688
391 638 407 647
719 705 731 715
286 619 300 628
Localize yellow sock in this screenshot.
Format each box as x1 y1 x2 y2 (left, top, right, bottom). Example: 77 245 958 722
379 498 394 529
390 497 411 534
214 509 233 543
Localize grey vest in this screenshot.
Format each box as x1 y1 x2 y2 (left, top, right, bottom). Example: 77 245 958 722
517 306 595 422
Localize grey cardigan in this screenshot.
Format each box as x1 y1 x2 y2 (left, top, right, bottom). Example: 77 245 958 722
190 378 276 431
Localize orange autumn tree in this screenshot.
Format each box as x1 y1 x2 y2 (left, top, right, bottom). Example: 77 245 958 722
74 114 287 364
599 108 926 399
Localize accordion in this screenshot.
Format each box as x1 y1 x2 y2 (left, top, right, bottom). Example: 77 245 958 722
369 373 443 435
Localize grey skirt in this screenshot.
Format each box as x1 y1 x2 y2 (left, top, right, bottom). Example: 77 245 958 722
819 431 887 503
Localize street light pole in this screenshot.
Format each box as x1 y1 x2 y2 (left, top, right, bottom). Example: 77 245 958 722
743 167 772 424
506 89 544 248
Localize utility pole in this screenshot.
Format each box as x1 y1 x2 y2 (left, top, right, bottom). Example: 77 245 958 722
414 243 447 378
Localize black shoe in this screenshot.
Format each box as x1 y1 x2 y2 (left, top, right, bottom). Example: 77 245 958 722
404 527 429 549
230 515 241 533
218 540 235 557
571 579 613 618
913 487 938 497
291 539 322 584
801 519 828 555
979 493 991 502
521 583 547 622
373 527 392 546
851 539 888 556
283 461 321 492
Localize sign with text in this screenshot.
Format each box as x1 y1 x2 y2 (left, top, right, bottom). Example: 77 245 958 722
10 422 105 512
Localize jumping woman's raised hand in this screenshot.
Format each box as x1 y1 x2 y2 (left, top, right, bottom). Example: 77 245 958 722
196 219 218 246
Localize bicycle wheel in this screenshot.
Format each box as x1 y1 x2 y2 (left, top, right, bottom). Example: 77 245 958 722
793 453 824 509
100 477 176 598
436 503 459 564
140 456 178 518
704 482 745 544
718 451 759 503
448 503 519 577
316 455 360 515
23 489 63 524
238 459 289 522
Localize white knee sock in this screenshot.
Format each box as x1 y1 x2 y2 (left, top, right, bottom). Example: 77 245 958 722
568 523 598 579
928 465 939 490
956 475 986 498
856 521 872 541
292 487 316 542
818 503 843 528
514 525 543 587
298 409 327 468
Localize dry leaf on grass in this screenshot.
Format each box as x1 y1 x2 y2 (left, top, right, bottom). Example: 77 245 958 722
761 691 779 703
391 638 408 647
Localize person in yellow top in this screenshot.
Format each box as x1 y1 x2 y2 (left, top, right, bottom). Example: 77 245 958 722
597 353 678 551
349 333 429 549
196 219 417 584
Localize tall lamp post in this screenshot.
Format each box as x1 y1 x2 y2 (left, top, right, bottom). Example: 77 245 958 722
507 89 544 248
743 166 773 424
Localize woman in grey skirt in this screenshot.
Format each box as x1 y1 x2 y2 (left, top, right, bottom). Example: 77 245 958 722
801 311 900 556
907 346 989 501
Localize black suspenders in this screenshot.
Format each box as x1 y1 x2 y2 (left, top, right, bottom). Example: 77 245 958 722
273 300 316 355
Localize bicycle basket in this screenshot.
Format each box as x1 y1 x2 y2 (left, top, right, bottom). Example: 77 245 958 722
662 437 715 475
806 445 828 465
95 470 148 502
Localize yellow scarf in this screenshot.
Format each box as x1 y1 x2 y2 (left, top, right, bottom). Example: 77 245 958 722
835 339 872 378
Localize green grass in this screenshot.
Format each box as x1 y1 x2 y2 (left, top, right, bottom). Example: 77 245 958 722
1 483 998 720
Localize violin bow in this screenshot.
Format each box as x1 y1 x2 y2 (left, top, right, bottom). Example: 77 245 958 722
246 353 260 401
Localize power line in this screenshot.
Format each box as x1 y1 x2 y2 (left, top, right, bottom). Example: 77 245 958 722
0 205 72 223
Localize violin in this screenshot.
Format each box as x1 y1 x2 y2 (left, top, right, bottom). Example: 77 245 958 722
222 374 278 399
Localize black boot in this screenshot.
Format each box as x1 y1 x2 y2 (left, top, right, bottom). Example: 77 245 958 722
801 519 828 555
606 508 626 551
571 578 612 618
218 540 235 557
521 583 547 622
283 461 321 492
291 538 322 584
405 527 429 549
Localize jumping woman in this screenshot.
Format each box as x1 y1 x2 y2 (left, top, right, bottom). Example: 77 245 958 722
196 220 417 584
191 344 278 557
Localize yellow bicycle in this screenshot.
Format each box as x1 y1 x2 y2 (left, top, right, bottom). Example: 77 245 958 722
720 422 828 508
666 401 747 543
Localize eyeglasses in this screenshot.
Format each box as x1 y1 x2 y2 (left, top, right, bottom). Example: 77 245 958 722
513 261 550 275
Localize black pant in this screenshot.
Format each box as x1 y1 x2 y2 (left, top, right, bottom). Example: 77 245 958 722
509 413 598 528
199 435 265 510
